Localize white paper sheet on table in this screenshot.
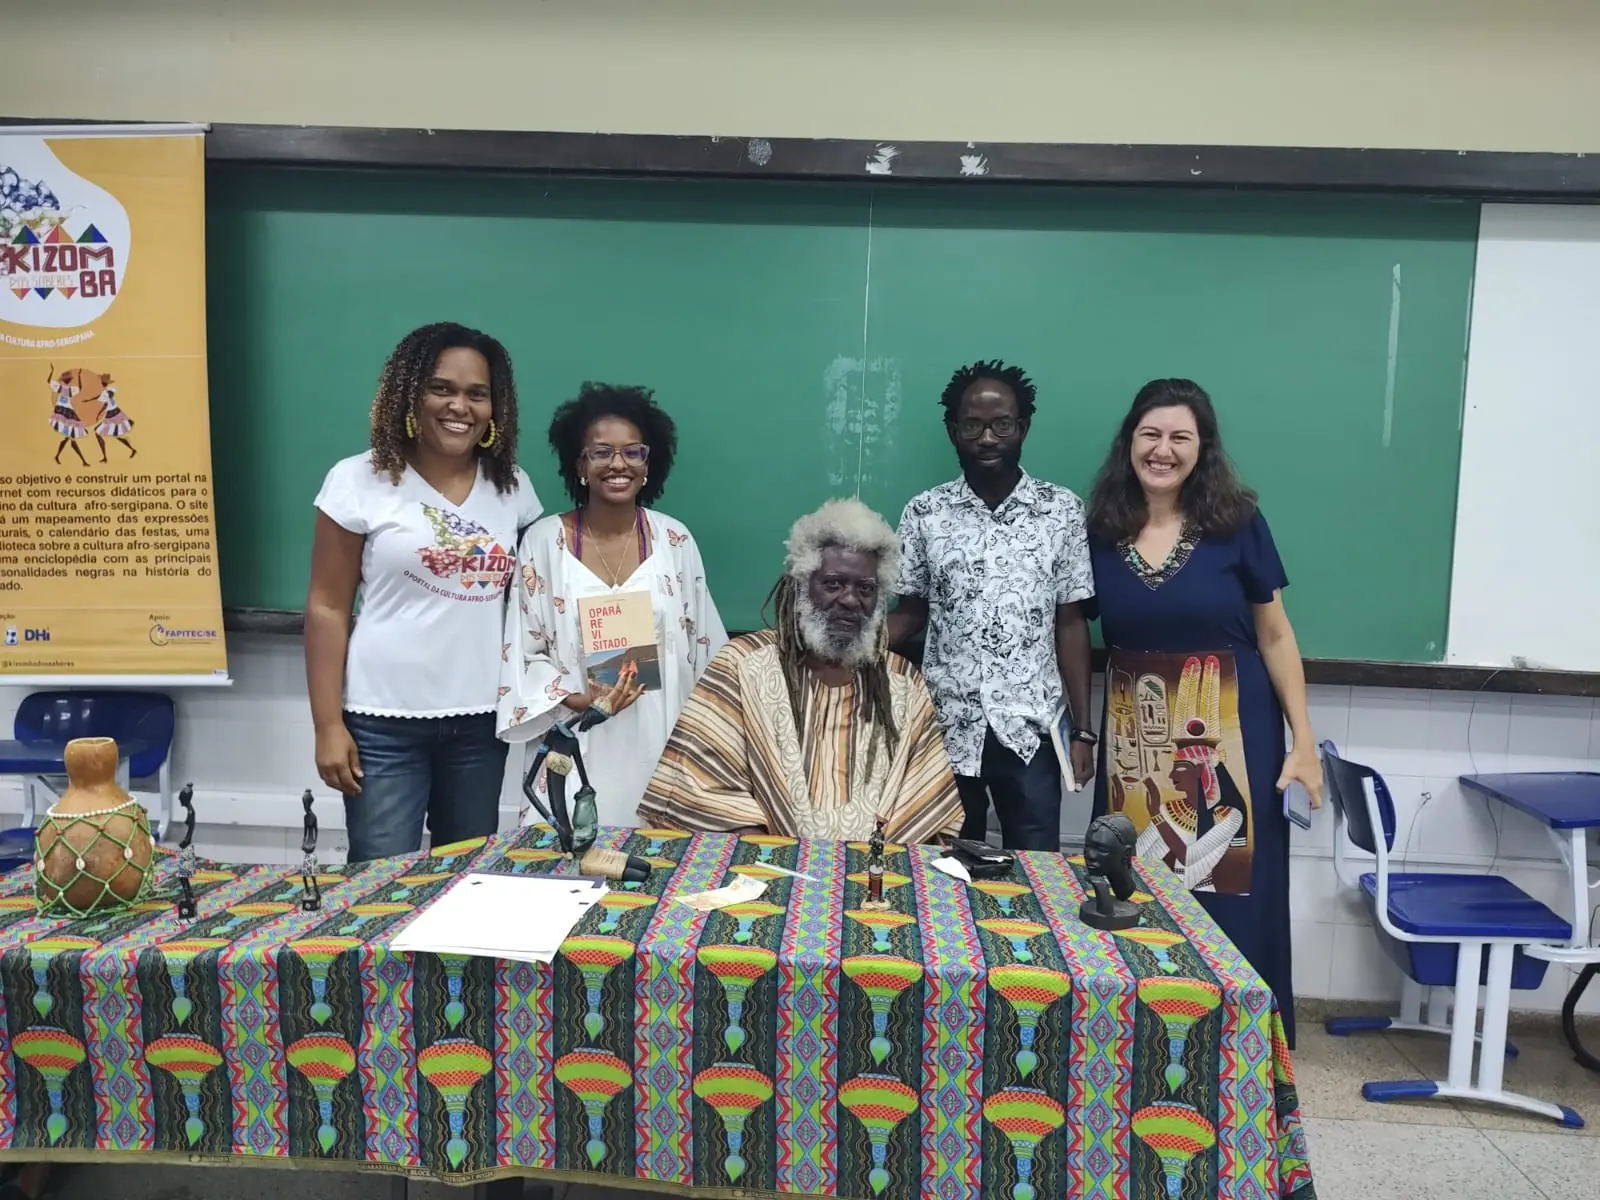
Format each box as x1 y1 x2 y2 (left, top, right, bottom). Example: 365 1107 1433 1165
386 872 607 964
931 855 973 883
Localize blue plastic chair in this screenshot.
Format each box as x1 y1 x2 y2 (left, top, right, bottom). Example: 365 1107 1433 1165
1320 741 1581 1127
0 691 176 842
0 826 32 872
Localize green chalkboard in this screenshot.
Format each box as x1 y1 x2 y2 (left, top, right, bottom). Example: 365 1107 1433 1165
206 167 1478 660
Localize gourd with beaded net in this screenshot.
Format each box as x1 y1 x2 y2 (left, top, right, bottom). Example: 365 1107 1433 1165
33 738 154 917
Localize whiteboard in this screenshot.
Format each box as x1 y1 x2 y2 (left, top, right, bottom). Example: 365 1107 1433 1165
1446 204 1600 672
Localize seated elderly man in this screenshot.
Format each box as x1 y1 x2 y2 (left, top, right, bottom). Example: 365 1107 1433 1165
639 498 962 844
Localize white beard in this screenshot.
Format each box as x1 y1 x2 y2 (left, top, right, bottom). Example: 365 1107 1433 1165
796 592 883 668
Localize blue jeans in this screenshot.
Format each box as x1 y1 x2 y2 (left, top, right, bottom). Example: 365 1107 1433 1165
342 711 508 863
954 725 1063 852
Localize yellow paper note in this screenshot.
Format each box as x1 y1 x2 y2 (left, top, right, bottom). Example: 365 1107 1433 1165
674 873 768 912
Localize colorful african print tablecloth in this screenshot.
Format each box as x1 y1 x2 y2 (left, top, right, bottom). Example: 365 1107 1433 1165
0 825 1314 1199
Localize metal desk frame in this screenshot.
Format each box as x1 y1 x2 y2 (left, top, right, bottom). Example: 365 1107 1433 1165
1460 773 1600 1072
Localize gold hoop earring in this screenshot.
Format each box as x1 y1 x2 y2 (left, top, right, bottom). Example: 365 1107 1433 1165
478 419 497 449
404 410 417 439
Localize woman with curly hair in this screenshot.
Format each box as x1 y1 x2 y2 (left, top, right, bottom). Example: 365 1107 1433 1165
1086 377 1320 1046
305 323 542 861
498 382 726 828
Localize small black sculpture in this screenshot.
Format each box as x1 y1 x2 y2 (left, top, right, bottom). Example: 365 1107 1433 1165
1078 813 1143 931
175 782 197 920
862 816 890 910
300 789 321 912
523 718 651 883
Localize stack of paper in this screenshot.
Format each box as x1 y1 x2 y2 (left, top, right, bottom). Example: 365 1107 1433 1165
386 873 607 964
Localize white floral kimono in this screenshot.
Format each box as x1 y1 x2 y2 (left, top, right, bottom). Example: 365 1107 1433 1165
497 509 727 828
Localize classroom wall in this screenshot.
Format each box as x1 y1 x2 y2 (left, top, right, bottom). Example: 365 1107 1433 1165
2 646 1597 1016
4 0 1600 153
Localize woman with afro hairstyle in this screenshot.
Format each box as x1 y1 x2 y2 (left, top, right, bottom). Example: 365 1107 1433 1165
498 382 726 828
306 322 542 862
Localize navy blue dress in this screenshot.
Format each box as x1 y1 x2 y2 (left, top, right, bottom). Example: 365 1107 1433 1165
1088 510 1296 1047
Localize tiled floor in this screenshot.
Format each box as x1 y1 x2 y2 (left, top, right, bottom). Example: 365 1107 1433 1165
1294 1019 1600 1200
40 1021 1600 1199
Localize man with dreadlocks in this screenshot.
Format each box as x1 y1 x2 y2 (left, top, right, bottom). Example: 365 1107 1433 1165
889 359 1095 853
639 499 961 844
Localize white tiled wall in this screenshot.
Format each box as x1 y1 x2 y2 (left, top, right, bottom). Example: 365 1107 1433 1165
2 635 1597 1015
1293 685 1600 1016
0 636 527 867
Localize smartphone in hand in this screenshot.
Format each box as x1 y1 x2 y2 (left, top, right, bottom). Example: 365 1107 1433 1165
1283 781 1313 831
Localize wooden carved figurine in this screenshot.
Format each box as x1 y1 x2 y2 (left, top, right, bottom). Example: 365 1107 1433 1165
299 789 321 912
36 737 154 917
175 782 197 920
862 815 891 911
524 718 651 883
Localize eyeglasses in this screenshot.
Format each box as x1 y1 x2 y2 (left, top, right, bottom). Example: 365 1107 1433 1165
955 417 1019 440
581 443 650 465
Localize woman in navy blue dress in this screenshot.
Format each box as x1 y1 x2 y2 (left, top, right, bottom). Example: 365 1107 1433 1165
1086 379 1322 1047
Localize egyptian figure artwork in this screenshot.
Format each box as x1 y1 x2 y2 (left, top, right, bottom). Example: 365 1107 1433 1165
1106 653 1253 895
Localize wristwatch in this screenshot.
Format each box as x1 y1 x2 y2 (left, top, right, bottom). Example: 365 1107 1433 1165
1069 727 1099 746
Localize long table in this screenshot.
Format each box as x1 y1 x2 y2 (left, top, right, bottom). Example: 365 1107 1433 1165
0 826 1315 1199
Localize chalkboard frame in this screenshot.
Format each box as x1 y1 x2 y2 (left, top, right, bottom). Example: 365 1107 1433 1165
199 125 1600 199
7 118 1600 197
9 116 1598 692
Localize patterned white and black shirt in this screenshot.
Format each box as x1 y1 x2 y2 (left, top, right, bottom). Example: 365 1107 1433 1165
896 471 1094 775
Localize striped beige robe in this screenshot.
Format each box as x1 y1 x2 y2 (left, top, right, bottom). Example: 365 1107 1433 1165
638 630 962 844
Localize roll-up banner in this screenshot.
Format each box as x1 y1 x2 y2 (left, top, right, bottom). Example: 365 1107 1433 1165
0 124 227 685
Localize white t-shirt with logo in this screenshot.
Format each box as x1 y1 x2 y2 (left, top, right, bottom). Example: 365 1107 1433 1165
314 453 542 717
